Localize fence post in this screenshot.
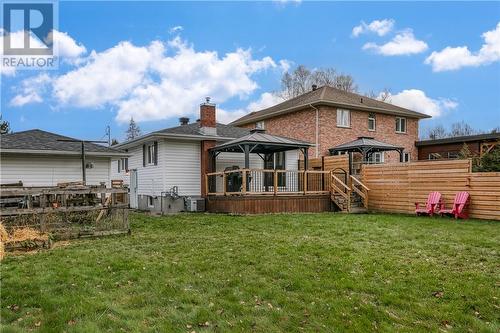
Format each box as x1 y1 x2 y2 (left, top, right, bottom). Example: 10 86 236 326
223 173 226 196
273 170 278 195
242 170 247 195
205 174 209 196
303 171 308 195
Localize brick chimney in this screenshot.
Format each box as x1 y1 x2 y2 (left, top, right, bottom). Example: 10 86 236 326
200 97 217 136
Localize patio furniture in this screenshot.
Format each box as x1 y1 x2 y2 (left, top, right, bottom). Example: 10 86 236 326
415 191 442 216
439 191 470 219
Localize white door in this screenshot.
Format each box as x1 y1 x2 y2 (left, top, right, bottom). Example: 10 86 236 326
129 169 138 209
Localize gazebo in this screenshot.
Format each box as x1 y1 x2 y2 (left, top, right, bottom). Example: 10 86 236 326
209 128 312 170
328 136 405 174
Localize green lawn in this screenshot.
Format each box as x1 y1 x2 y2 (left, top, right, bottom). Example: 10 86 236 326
1 213 499 332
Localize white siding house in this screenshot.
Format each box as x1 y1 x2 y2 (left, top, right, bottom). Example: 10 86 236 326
0 129 128 187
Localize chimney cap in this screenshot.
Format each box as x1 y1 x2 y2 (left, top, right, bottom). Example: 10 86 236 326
179 117 189 125
312 84 318 91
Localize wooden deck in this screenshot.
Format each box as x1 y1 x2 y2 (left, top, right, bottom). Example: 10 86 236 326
206 194 332 214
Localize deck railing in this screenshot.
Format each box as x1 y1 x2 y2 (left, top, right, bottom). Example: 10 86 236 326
206 169 331 196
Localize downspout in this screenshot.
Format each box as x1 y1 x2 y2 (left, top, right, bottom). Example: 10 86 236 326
309 104 320 158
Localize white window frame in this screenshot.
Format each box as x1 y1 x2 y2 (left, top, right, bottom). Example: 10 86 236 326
428 153 441 160
337 109 351 128
447 151 459 159
147 144 156 165
367 152 384 164
118 158 128 173
396 117 407 133
256 120 265 129
403 152 411 163
368 113 376 131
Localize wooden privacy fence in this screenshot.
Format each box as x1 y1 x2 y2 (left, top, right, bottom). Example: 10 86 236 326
361 159 500 220
299 155 350 172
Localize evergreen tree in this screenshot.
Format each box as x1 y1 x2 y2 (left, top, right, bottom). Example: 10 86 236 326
125 118 141 141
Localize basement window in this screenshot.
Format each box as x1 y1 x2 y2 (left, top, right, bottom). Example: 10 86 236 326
148 196 154 207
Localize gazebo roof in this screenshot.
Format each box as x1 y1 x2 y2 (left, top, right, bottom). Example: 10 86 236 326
329 136 404 154
211 128 312 154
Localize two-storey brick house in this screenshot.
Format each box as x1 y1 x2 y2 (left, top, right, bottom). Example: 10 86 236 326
231 85 430 165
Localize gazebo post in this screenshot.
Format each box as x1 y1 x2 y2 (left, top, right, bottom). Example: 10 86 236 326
244 144 250 169
303 148 309 170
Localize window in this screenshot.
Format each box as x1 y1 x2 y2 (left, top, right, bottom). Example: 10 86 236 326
264 152 286 187
256 120 265 129
117 158 128 173
395 117 407 133
447 151 459 159
367 152 384 164
337 109 350 128
403 152 411 163
428 153 442 160
147 143 156 165
147 196 154 207
368 113 376 131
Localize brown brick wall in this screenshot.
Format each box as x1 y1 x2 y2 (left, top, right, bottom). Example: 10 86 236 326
241 106 419 162
200 104 216 128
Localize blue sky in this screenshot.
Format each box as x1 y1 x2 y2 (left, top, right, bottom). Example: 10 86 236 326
1 1 499 142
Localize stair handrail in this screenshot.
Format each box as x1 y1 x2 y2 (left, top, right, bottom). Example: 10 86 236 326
350 176 370 191
350 176 369 209
331 174 351 192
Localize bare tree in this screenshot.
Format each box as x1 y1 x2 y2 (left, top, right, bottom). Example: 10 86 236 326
333 74 358 93
378 88 392 102
427 125 448 140
450 121 476 137
279 65 358 99
491 126 500 134
125 118 141 141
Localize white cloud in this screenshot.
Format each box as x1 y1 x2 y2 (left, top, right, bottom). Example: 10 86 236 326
363 30 428 56
352 19 395 37
53 41 160 108
218 92 284 124
382 89 458 117
10 73 52 106
16 36 284 122
169 26 183 34
51 30 87 59
425 22 500 71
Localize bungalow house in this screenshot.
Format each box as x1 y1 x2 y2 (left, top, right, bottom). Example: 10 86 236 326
112 100 305 213
0 129 128 187
231 85 431 172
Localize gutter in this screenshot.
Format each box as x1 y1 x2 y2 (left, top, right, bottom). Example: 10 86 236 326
115 132 237 149
309 104 320 158
0 149 130 157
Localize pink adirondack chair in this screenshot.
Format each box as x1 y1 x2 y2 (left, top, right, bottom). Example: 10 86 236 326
415 191 442 216
440 192 470 219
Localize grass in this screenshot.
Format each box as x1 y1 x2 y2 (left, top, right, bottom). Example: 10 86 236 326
1 213 499 332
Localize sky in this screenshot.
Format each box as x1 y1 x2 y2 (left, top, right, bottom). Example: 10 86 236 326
1 0 500 142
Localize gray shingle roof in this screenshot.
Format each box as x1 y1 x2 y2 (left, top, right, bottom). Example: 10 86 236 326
231 86 431 125
0 129 126 155
153 122 250 138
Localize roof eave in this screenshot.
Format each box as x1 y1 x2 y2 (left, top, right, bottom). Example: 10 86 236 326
114 132 237 149
231 100 430 125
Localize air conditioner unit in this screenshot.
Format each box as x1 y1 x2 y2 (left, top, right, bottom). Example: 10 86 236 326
185 197 205 212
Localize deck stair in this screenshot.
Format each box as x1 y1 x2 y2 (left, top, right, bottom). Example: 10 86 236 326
330 173 370 213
